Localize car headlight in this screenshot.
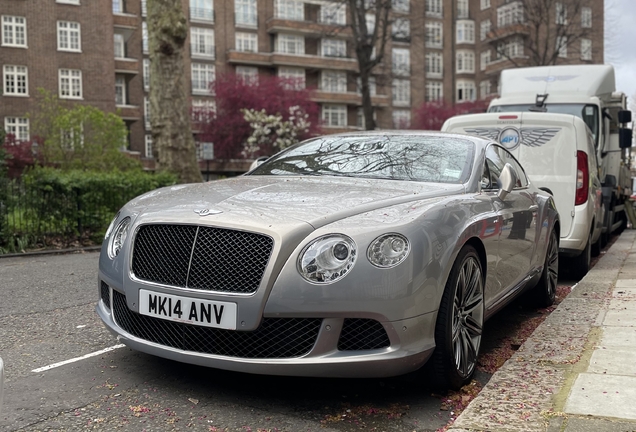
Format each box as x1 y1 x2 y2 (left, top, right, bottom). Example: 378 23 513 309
298 235 357 284
108 217 131 259
367 233 410 268
104 212 120 239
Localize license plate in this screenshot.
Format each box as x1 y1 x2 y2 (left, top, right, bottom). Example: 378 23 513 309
139 289 237 330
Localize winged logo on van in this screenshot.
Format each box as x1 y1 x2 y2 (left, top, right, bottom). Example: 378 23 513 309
464 127 561 149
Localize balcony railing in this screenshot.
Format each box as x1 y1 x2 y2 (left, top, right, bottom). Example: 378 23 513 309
190 7 214 22
191 44 216 59
235 12 257 28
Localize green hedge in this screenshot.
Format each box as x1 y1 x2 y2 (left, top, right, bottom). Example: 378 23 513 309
1 168 177 252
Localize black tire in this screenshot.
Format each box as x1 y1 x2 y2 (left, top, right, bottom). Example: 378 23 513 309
591 231 602 257
431 246 484 391
534 229 559 307
571 233 591 280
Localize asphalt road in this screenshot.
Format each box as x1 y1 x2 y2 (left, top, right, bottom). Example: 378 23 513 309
0 250 578 432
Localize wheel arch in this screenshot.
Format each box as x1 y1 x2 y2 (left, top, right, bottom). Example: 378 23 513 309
464 237 487 280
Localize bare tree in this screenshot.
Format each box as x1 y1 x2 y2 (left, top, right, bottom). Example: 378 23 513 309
490 0 597 67
147 0 202 183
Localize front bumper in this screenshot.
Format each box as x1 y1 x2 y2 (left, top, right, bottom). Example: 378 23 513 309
96 290 436 378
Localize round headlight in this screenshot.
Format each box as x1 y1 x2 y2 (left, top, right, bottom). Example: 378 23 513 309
298 235 357 284
108 217 131 259
367 233 410 268
104 212 120 239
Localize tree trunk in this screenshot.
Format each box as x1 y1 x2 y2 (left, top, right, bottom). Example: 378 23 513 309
147 0 202 184
358 67 376 130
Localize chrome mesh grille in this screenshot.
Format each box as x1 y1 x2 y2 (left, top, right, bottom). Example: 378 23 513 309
112 291 321 358
100 281 111 310
132 224 273 294
338 318 390 351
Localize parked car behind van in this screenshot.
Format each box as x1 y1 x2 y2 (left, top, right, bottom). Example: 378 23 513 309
442 112 603 278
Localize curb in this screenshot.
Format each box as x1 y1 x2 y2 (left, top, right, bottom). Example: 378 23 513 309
447 230 636 432
0 245 101 259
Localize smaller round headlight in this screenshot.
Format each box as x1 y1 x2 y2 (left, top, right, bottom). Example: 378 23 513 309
298 235 357 284
368 233 410 268
108 217 131 259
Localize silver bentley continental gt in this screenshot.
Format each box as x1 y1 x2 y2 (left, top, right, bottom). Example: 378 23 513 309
97 132 559 390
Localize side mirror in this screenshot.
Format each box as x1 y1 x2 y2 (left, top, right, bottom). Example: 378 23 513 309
619 128 633 149
618 110 632 124
249 156 269 171
497 163 518 201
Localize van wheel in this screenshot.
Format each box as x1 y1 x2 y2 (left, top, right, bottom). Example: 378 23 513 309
571 233 591 280
591 233 602 257
534 229 558 307
431 246 484 391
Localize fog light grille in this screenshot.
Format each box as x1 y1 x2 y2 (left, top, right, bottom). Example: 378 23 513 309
338 318 390 351
100 281 111 310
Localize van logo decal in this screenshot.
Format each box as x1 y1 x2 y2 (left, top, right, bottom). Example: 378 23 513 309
464 127 561 149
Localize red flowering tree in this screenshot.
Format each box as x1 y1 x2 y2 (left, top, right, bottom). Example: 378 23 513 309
198 73 321 159
412 99 491 131
1 134 40 178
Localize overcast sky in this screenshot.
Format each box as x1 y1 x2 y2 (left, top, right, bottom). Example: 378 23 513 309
605 0 636 106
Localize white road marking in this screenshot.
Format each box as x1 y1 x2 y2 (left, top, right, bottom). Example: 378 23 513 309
31 344 126 373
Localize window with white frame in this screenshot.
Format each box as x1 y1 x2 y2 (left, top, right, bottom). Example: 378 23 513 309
497 1 523 27
425 81 443 101
356 76 376 95
3 65 28 96
236 65 258 84
191 27 215 58
480 20 491 41
4 117 29 141
425 21 443 48
457 0 469 19
496 38 524 59
456 20 474 44
581 7 592 28
555 2 567 24
235 32 257 52
191 63 215 94
190 0 214 21
115 76 126 105
392 110 411 128
392 18 410 41
392 48 410 76
321 70 347 93
142 21 148 53
57 0 80 4
57 21 81 52
113 0 124 13
392 0 409 13
425 52 443 77
145 134 153 158
141 0 147 15
322 104 347 127
2 16 27 47
365 14 375 34
581 38 592 60
321 38 346 57
59 69 82 99
144 96 151 129
192 99 216 122
392 79 410 106
480 80 491 98
456 80 476 102
480 50 490 70
275 0 304 20
114 33 125 58
456 50 475 73
556 36 567 58
143 58 150 90
320 2 346 24
278 67 305 89
425 0 442 16
480 0 490 10
235 0 257 26
277 34 304 54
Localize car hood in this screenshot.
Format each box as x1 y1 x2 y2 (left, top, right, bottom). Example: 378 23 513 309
127 176 466 231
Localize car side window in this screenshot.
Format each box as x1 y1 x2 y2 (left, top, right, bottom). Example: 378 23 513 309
492 145 528 189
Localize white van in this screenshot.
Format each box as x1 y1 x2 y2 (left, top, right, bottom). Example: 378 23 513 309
442 112 603 278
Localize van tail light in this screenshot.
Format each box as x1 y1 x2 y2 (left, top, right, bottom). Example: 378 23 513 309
576 151 589 206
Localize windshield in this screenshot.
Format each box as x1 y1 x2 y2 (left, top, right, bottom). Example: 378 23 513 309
489 103 600 147
249 135 475 184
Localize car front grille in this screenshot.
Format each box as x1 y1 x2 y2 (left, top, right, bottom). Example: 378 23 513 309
112 291 321 358
338 318 390 351
131 224 274 294
100 281 111 310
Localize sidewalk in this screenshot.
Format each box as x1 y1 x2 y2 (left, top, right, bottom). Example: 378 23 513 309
448 229 636 432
